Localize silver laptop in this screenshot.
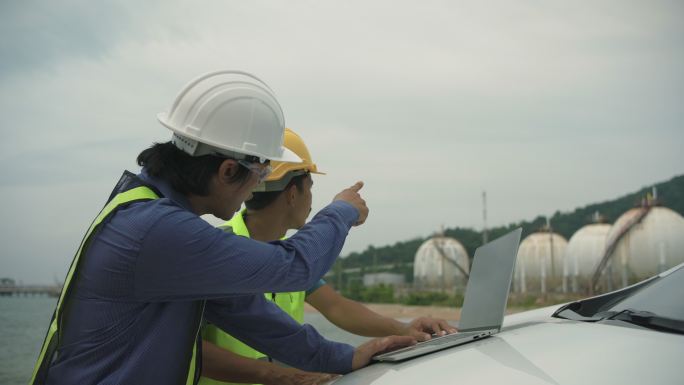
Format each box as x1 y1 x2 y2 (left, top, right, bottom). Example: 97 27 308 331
373 228 522 362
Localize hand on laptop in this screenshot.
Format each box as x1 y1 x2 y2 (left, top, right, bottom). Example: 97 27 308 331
402 317 458 341
352 335 417 370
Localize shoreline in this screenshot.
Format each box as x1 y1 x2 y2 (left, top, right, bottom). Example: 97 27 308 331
304 302 529 321
304 302 463 321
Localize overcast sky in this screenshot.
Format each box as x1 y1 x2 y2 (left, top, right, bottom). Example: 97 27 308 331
1 0 682 284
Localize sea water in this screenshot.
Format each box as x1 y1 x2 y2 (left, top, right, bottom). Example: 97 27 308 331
0 296 55 385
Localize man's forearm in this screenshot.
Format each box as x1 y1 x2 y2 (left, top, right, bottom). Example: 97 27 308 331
203 341 339 385
329 298 406 336
134 201 358 300
202 340 275 383
205 295 354 374
308 286 406 337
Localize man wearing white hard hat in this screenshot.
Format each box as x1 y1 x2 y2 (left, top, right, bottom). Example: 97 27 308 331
30 71 415 385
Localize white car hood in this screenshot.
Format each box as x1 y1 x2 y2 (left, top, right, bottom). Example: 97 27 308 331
333 307 683 385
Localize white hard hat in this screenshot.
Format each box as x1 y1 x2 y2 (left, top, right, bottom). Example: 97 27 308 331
157 70 301 163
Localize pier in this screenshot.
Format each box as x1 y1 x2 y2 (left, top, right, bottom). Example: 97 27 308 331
0 283 61 297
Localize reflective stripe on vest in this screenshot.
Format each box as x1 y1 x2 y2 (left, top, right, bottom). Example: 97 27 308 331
29 171 202 385
199 210 306 385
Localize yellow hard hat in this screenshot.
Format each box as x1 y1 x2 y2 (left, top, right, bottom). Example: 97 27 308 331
255 128 325 192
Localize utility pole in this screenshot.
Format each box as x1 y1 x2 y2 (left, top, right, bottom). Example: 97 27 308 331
335 259 342 292
482 191 489 244
547 216 557 294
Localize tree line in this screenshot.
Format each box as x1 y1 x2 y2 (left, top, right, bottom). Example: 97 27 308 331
333 174 684 285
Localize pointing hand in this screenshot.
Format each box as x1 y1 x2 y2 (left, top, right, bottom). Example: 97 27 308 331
333 181 369 226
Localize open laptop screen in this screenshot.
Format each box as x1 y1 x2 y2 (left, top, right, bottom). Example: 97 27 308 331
458 228 522 332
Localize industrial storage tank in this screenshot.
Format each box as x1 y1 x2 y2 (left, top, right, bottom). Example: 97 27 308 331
514 231 568 294
594 206 684 291
413 236 470 291
564 223 611 293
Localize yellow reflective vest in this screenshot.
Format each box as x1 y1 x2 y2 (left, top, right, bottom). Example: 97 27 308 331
199 210 306 385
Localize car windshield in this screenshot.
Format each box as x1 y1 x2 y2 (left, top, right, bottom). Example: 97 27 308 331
553 264 684 331
606 266 684 322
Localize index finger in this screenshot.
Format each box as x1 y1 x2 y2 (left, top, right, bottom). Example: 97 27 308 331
349 181 364 192
437 320 457 334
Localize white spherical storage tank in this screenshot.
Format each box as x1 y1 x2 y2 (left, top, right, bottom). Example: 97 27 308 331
413 236 470 291
514 231 568 294
599 206 684 290
564 223 611 293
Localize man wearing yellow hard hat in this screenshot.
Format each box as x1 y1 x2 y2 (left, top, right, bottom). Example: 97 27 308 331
199 129 456 385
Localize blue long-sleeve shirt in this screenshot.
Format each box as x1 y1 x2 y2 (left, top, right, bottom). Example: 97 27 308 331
45 170 357 384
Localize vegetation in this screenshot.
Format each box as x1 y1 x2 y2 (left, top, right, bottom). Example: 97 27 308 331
402 291 464 307
340 283 466 307
343 281 395 303
341 283 588 310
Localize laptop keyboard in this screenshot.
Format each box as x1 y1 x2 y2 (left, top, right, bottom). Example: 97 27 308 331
413 331 479 347
377 331 481 357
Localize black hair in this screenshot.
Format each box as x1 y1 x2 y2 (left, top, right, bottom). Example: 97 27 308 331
245 173 309 211
136 141 251 196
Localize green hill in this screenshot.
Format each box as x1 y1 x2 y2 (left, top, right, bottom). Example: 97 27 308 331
333 174 684 286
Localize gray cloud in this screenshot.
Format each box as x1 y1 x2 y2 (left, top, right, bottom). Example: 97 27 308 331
0 1 132 78
1 0 683 283
0 137 143 186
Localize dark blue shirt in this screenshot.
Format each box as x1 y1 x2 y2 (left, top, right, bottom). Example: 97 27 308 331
305 279 327 296
46 170 357 384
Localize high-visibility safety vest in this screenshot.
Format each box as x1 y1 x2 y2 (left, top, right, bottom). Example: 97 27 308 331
199 210 306 385
29 171 202 385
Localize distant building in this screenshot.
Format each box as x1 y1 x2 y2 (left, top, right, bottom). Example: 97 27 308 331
413 236 470 291
363 273 405 287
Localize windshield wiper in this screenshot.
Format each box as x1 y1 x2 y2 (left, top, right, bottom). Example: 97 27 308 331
600 308 684 335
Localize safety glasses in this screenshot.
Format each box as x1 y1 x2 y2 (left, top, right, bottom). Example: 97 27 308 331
238 160 272 184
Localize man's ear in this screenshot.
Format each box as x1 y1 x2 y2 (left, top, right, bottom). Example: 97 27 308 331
217 159 239 184
286 184 298 206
